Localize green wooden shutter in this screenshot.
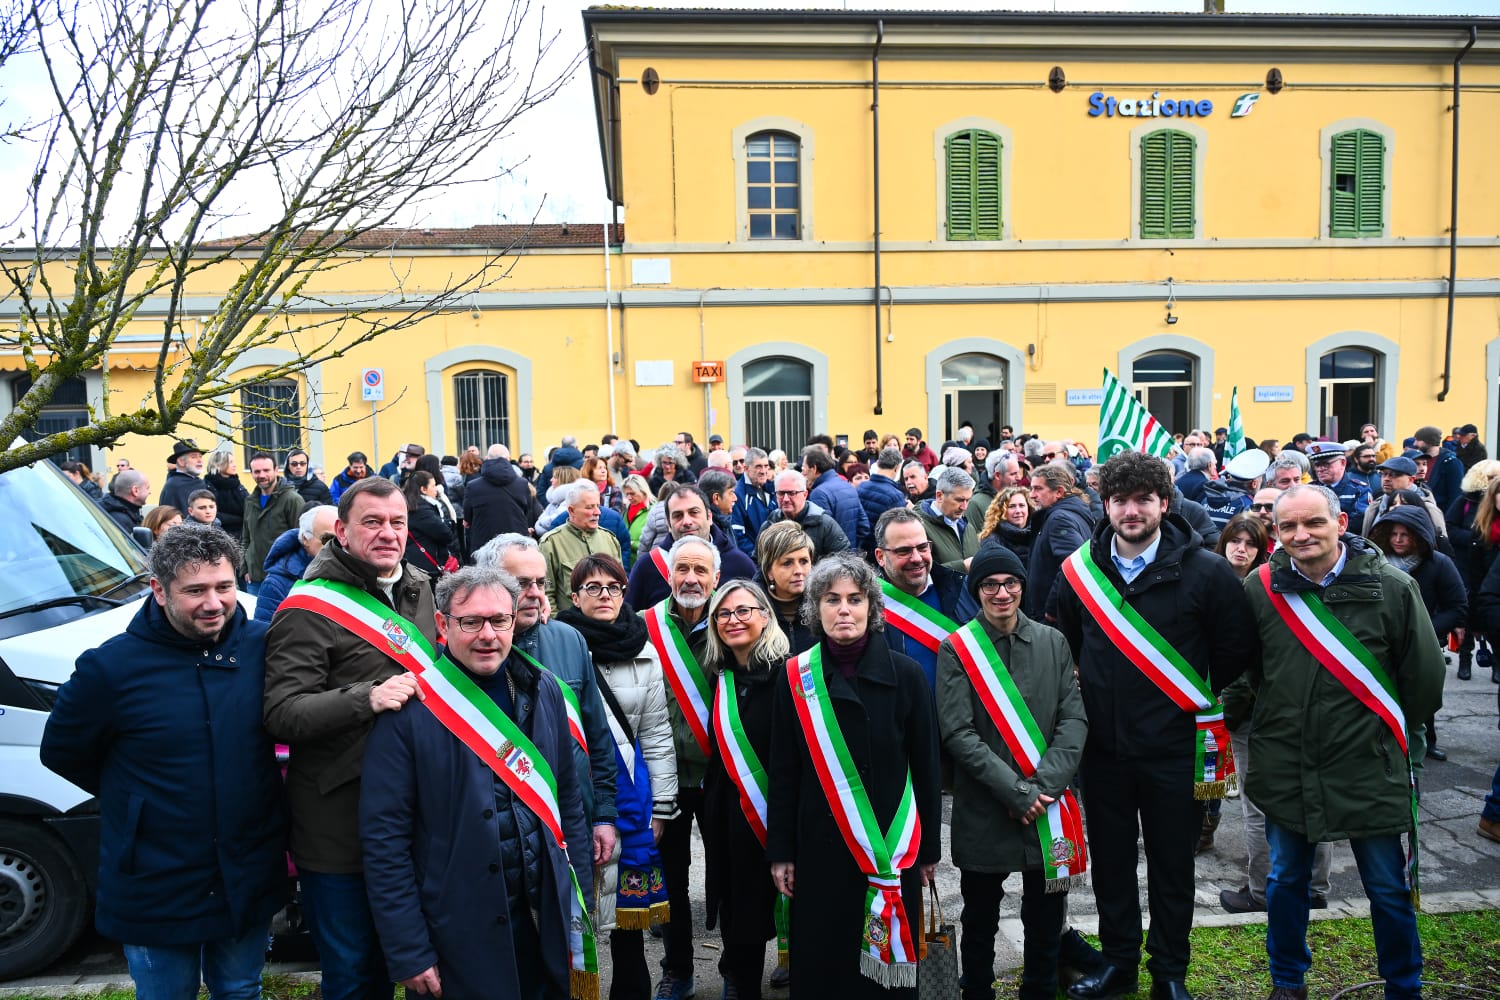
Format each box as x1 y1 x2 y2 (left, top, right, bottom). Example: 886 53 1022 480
1330 128 1384 237
946 130 1002 241
1141 130 1195 239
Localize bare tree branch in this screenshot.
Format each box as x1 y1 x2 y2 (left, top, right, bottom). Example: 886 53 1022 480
0 0 579 471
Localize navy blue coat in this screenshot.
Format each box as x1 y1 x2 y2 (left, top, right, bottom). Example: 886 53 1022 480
732 475 775 558
41 599 288 946
809 469 872 553
625 523 758 610
256 528 311 623
856 474 910 554
361 655 589 1000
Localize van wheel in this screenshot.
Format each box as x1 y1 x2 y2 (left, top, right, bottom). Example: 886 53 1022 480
0 820 89 980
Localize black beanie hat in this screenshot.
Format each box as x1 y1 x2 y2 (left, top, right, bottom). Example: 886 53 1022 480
966 545 1028 602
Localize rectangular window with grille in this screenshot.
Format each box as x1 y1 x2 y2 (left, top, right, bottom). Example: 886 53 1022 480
454 370 510 452
241 381 301 466
945 129 1002 241
1329 129 1384 238
1140 130 1195 240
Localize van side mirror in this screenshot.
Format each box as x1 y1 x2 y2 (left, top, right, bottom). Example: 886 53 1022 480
132 526 154 551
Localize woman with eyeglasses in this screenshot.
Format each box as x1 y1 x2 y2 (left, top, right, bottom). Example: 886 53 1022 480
977 485 1035 567
648 444 697 496
701 580 791 1000
556 554 676 1000
766 553 942 997
754 521 817 654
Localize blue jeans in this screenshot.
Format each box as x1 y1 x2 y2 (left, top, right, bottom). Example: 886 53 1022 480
1485 763 1500 823
123 919 270 1000
299 869 391 1000
1265 822 1422 998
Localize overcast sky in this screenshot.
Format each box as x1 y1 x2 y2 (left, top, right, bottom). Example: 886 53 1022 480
3 0 1497 240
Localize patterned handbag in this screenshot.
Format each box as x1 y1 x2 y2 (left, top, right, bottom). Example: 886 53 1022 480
918 884 960 1000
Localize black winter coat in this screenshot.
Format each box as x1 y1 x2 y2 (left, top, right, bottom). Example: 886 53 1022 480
766 640 942 999
1368 504 1469 640
463 458 534 554
1054 515 1257 759
158 468 205 514
360 653 589 1000
856 474 910 554
286 473 333 507
404 498 457 573
1025 493 1094 619
98 493 144 534
765 502 850 561
980 521 1032 568
703 658 783 945
41 599 288 946
204 471 249 538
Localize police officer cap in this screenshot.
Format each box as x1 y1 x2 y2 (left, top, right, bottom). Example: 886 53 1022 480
1224 448 1270 481
1305 440 1347 462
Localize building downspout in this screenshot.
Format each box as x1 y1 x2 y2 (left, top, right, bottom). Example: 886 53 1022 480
872 19 885 416
1438 25 1477 402
603 219 616 436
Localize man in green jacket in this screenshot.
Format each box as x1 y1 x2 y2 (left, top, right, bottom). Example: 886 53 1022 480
1246 483 1444 1000
917 465 981 572
937 545 1088 1000
243 451 304 592
539 481 621 614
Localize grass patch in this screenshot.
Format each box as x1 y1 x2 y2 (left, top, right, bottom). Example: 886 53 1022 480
992 909 1500 998
1 974 322 1000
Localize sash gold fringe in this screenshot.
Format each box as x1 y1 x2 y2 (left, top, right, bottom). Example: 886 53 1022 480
1194 780 1227 801
614 908 652 931
570 969 600 1000
776 948 790 970
1410 888 1421 912
1045 873 1088 894
651 900 671 924
859 953 918 988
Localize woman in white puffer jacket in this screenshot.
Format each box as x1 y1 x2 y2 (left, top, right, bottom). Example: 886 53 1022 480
555 552 678 999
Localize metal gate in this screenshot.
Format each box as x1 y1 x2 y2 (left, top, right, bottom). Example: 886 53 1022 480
746 397 811 456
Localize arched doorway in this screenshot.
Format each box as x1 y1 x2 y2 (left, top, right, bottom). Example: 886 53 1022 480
941 353 1006 445
1131 351 1196 437
1318 348 1378 440
743 357 812 454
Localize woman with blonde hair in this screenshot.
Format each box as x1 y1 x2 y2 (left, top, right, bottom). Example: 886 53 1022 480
701 580 791 999
621 473 655 559
755 521 816 653
977 485 1034 565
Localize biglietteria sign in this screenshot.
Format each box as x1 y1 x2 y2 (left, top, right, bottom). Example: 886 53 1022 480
1087 91 1260 119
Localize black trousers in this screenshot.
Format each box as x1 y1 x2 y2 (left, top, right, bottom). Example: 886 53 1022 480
1080 750 1199 981
959 869 1067 1000
609 929 651 1000
660 786 706 977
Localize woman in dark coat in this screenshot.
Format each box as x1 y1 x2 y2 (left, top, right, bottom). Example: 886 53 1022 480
702 580 791 1000
766 553 943 999
1446 469 1500 678
977 485 1034 567
403 471 457 576
203 448 249 539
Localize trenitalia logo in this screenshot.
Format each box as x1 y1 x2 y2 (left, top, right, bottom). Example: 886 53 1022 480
1230 93 1261 118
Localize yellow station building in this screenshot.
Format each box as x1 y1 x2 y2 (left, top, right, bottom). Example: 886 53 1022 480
6 8 1500 473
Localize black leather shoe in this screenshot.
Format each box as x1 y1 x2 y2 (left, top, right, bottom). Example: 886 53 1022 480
1066 965 1139 1000
1426 745 1448 762
1151 981 1194 1000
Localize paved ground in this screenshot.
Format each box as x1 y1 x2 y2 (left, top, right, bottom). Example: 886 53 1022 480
5 658 1497 997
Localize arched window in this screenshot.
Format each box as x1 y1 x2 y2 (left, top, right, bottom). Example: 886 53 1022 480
745 131 800 240
940 354 1006 445
1318 348 1378 440
743 357 812 454
453 369 510 452
1131 351 1196 437
10 374 90 466
241 379 301 466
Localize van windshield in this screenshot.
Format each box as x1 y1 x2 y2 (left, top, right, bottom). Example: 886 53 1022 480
0 458 149 617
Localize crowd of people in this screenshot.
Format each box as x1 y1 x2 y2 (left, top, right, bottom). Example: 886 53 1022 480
37 416 1500 1000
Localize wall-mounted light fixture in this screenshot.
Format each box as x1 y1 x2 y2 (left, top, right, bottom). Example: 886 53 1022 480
1164 277 1179 325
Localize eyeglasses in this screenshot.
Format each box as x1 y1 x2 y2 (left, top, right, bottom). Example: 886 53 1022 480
288 459 308 467
1044 452 1059 459
446 613 515 633
577 582 624 598
714 606 765 624
115 462 128 469
879 542 931 559
776 490 805 498
978 578 1023 596
512 576 546 592
1250 503 1276 512
732 459 746 467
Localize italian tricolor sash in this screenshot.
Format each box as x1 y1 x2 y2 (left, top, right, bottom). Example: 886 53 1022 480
1060 546 1235 799
281 579 601 997
643 600 714 758
786 647 922 987
516 648 588 756
650 547 670 582
712 672 791 967
880 579 959 653
949 621 1088 892
1257 564 1422 907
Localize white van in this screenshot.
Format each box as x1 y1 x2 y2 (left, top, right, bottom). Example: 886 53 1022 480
0 453 154 978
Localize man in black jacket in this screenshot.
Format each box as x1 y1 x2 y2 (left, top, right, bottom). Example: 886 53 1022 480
1026 464 1095 619
284 449 333 506
100 469 151 535
1055 451 1257 1000
463 444 536 556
